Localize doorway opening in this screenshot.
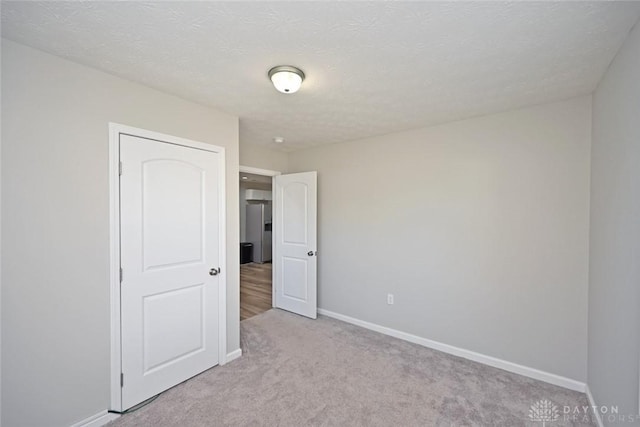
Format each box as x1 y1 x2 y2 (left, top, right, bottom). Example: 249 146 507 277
239 169 275 320
238 166 318 321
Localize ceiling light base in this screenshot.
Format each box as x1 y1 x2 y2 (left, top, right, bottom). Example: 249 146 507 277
269 65 305 94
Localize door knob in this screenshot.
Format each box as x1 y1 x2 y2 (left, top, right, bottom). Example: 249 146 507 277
307 251 315 256
209 268 220 276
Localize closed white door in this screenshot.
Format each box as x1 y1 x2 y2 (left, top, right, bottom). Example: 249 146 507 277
120 134 223 410
274 171 317 319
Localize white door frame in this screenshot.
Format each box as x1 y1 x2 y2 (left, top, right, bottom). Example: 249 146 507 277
109 123 227 411
239 165 280 308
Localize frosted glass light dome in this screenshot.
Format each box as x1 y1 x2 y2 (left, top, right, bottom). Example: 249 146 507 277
268 66 305 94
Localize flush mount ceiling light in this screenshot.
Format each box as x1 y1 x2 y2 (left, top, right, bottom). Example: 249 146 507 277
268 65 305 94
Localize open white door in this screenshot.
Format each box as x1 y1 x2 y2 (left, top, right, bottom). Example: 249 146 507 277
274 171 317 319
119 133 224 410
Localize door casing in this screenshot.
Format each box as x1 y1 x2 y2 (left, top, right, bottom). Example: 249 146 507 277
109 123 227 411
239 165 281 308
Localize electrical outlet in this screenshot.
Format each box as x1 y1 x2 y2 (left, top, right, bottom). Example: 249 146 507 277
387 294 394 305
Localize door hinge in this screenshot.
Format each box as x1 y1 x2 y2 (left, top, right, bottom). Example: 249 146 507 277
119 161 122 176
119 268 123 283
120 373 124 387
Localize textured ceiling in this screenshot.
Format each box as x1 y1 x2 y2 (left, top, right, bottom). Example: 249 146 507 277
2 2 640 152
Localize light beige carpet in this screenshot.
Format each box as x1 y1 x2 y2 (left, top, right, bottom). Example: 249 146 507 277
109 309 593 426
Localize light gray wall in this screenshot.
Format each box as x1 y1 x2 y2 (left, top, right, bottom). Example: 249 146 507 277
288 96 591 382
588 21 640 422
0 32 3 426
1 40 240 427
239 143 288 173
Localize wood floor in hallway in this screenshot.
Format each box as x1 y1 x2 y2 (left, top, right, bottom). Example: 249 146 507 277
240 262 272 321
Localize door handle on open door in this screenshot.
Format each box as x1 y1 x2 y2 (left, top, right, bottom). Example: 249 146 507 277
209 267 220 276
307 251 316 256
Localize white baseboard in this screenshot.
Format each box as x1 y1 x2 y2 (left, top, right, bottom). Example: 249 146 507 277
318 308 586 393
226 348 242 363
585 384 604 427
70 410 119 427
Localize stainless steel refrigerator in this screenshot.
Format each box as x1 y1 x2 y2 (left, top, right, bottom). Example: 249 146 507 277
246 203 272 263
